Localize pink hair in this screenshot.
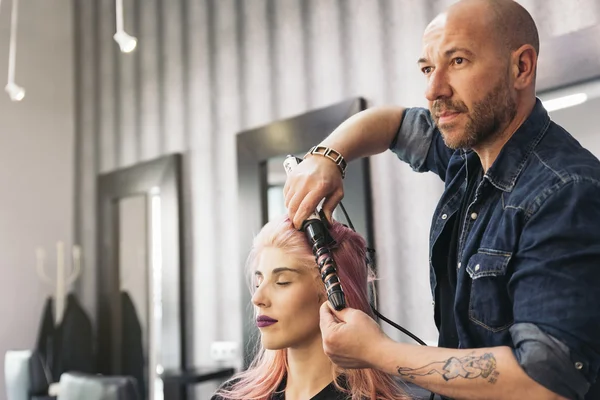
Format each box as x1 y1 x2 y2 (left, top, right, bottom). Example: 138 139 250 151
216 216 409 400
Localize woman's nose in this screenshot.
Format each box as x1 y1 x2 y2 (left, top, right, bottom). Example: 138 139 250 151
252 284 269 308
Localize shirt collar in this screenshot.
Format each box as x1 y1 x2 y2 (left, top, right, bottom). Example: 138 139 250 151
484 98 551 192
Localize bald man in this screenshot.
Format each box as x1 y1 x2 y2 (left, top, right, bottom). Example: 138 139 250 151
284 0 599 399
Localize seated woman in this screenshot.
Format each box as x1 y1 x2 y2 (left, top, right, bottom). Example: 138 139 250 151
212 216 409 400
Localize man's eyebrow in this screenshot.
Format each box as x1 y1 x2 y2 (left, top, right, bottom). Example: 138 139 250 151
444 47 475 58
417 47 475 64
254 267 301 276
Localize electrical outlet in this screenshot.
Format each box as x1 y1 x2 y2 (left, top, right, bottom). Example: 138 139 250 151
210 341 238 361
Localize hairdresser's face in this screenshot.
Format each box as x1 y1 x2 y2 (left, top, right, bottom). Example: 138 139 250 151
252 247 323 350
419 4 517 150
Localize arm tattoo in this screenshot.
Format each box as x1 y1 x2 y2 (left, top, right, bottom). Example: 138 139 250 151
397 352 500 384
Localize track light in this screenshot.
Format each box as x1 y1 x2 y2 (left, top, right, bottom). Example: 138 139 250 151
6 0 25 101
114 0 137 53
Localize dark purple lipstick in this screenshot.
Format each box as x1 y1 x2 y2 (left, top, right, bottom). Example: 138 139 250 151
256 315 278 328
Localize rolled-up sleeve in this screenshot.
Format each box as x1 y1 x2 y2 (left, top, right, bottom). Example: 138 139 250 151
511 323 591 399
389 107 454 179
510 179 600 399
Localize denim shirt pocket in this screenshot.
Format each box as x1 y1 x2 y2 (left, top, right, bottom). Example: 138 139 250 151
466 249 514 332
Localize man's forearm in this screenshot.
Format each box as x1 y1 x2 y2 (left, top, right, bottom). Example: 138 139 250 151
319 106 405 162
373 341 566 400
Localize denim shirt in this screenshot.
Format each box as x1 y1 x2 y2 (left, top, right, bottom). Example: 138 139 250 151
390 99 600 399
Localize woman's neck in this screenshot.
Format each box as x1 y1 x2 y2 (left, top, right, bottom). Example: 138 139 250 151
284 334 335 399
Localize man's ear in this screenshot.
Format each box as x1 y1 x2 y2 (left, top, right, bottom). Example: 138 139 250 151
512 44 537 90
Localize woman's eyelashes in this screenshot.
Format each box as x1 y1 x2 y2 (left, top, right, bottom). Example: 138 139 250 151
254 279 292 288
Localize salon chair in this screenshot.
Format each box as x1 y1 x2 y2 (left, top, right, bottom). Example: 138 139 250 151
56 373 140 400
4 350 59 400
5 350 32 400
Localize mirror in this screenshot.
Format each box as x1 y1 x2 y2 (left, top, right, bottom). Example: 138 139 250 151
265 153 369 229
117 195 150 398
97 154 185 400
237 98 373 366
266 156 291 222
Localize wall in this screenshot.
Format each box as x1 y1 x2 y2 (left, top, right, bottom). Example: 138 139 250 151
72 0 600 397
0 0 74 398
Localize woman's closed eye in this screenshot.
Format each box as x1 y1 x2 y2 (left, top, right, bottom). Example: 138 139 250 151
254 281 291 288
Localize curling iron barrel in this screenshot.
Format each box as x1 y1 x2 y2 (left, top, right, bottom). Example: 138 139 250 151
283 155 346 310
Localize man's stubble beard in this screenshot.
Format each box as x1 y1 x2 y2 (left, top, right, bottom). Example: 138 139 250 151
435 77 517 150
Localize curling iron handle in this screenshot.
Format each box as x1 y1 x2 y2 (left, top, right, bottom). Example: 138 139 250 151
329 292 345 311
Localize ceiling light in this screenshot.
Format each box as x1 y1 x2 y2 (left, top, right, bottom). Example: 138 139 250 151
5 82 25 101
113 30 137 53
6 0 25 102
114 0 137 53
542 93 588 112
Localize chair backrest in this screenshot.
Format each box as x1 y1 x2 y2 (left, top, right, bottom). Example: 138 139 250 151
57 372 140 400
4 350 32 400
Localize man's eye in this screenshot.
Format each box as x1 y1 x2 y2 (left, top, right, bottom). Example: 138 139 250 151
454 57 465 65
421 66 433 74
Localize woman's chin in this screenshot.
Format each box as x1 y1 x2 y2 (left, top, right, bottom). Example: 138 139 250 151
261 337 287 351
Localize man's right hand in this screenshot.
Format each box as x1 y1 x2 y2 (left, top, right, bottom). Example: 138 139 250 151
282 106 405 229
283 155 344 229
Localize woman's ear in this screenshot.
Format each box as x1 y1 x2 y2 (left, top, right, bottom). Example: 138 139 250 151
312 272 326 302
317 288 326 303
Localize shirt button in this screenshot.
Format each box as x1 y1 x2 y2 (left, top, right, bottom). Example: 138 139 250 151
470 212 478 220
441 214 448 220
575 361 583 370
475 264 480 271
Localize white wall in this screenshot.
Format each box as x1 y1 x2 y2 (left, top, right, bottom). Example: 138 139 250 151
0 1 74 398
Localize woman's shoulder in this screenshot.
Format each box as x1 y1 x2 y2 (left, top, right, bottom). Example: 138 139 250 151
210 378 241 400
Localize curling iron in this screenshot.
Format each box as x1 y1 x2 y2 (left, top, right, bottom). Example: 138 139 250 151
283 155 346 311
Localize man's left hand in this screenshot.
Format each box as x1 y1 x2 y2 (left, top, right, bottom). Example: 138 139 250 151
319 301 391 369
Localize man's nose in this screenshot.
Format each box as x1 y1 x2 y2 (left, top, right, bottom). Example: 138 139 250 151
425 68 452 102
